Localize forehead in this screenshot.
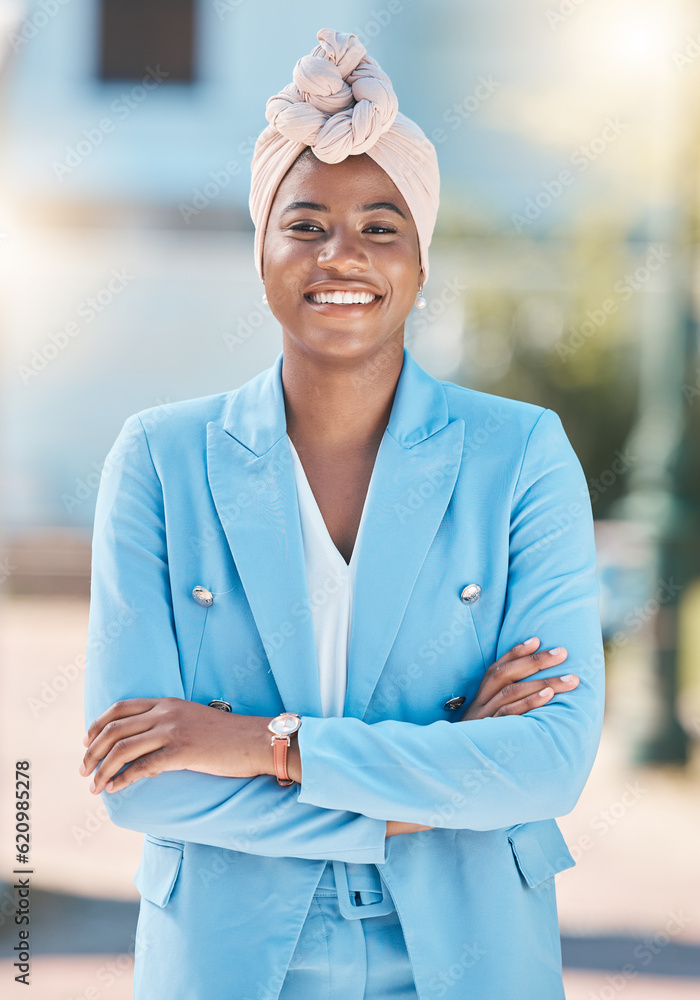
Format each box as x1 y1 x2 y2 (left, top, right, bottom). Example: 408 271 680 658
270 152 410 217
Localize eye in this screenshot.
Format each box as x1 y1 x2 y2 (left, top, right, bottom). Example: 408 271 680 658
289 222 323 233
365 225 397 235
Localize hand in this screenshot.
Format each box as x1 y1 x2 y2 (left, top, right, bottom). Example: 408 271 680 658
459 637 578 721
386 821 435 837
79 697 273 795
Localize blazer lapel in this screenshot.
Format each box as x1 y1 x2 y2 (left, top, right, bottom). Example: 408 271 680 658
343 353 465 719
206 348 464 722
206 353 324 718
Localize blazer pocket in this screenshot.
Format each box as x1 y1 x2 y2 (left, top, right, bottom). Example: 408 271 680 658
132 836 184 907
507 818 575 888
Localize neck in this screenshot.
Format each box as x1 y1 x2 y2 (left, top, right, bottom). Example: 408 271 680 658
281 337 405 456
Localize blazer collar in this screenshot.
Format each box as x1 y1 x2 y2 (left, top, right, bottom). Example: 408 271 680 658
208 347 464 720
222 347 451 455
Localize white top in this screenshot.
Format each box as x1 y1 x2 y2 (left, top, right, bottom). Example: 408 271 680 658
288 437 376 718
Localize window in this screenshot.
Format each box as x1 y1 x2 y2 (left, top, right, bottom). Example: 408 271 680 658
99 0 195 82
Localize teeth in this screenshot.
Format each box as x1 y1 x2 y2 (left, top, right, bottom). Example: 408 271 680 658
309 290 377 304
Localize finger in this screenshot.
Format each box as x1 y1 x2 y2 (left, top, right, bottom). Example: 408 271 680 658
475 645 568 705
485 672 579 711
102 747 174 795
492 687 555 716
491 675 580 718
80 709 159 776
462 672 579 721
83 699 157 748
495 636 541 666
465 638 541 710
89 732 165 794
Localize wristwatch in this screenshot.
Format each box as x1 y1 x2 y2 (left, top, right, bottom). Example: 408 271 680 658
267 713 302 786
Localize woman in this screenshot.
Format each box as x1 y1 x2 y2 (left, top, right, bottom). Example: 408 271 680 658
80 28 604 1000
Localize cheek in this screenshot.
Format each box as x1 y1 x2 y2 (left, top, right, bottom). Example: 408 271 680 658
386 261 421 306
263 245 314 294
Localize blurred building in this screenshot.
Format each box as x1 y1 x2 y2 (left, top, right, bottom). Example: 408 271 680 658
0 0 695 610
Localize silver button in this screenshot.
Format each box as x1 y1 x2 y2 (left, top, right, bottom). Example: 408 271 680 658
443 696 466 711
192 586 214 607
460 583 481 604
208 699 232 712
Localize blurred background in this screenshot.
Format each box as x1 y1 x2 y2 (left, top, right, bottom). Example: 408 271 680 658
1 0 699 996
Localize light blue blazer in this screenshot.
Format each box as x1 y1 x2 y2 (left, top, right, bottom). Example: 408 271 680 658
84 347 605 1000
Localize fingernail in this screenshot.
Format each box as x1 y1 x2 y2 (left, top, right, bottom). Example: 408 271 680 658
549 647 564 656
89 780 96 793
106 781 114 793
560 674 576 682
78 762 86 775
538 687 554 698
522 637 538 646
82 734 90 747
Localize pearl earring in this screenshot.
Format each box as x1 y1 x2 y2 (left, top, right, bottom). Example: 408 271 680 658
415 284 427 310
261 289 268 304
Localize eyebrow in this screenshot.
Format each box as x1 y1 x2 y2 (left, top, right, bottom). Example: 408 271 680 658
281 200 406 219
363 201 407 219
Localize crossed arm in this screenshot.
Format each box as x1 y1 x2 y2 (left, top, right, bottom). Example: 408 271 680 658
81 409 604 858
79 637 580 824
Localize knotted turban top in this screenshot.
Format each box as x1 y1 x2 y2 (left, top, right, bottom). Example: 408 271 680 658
249 27 440 283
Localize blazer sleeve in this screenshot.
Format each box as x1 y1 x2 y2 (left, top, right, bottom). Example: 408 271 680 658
296 408 605 829
83 414 387 863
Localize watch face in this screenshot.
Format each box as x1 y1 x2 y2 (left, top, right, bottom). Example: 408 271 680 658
268 713 301 736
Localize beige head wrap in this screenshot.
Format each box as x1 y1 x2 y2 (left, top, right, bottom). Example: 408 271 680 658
249 27 440 284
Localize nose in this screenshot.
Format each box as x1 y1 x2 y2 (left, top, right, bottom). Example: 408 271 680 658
316 227 369 273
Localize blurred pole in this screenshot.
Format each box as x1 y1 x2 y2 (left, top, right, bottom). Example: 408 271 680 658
611 11 699 764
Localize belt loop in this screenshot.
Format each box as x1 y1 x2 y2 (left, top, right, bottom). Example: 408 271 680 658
331 861 395 920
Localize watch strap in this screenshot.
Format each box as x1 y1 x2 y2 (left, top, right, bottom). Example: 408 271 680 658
272 736 294 785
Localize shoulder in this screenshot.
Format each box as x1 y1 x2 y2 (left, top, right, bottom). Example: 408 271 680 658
128 390 233 440
104 391 236 476
438 377 563 447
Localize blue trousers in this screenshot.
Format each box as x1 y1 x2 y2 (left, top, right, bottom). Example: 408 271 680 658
278 861 419 1000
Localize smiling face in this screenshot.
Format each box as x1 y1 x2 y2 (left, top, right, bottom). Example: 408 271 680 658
261 149 424 365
